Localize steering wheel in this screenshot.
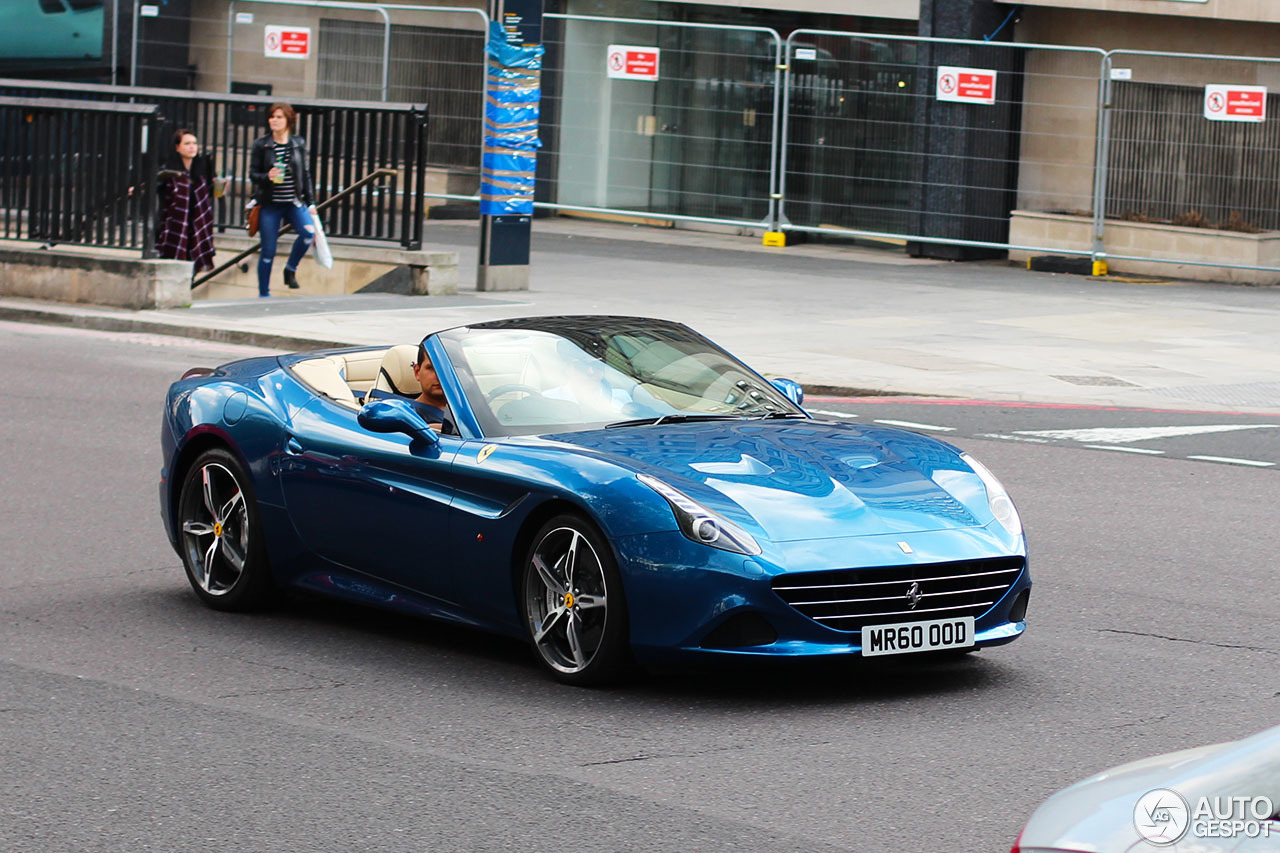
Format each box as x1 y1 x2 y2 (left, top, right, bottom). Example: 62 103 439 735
485 383 543 403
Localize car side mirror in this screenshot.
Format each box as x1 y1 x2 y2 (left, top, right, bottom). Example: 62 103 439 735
358 398 440 446
770 377 804 406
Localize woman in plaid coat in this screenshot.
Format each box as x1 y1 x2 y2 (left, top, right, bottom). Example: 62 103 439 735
156 129 217 275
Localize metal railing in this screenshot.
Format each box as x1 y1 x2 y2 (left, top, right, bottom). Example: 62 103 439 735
193 166 397 288
0 79 429 250
0 95 160 254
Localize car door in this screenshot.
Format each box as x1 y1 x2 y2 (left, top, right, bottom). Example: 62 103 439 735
279 395 461 603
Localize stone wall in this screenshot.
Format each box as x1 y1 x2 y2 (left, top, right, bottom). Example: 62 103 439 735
1009 210 1280 284
0 247 192 309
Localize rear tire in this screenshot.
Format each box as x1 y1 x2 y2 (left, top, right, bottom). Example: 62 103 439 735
176 448 274 611
520 514 631 686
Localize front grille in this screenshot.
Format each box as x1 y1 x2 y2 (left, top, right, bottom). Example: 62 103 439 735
771 557 1025 633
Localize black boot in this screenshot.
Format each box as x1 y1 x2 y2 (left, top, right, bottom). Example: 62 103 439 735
283 268 300 289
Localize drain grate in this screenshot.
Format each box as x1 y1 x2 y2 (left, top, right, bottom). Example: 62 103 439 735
1051 375 1140 387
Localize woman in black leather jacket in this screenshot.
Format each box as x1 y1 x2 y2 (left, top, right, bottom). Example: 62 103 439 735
248 102 316 297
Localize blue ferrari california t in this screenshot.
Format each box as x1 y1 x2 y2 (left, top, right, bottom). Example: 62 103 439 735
160 315 1030 684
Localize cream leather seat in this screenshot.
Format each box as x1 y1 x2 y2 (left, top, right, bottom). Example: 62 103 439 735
291 355 360 409
365 344 420 401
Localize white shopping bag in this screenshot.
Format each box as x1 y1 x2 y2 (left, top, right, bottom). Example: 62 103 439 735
309 205 334 269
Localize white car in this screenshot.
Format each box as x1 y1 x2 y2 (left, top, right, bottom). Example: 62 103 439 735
1012 724 1280 852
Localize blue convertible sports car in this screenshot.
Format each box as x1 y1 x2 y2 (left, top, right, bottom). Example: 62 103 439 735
160 316 1030 684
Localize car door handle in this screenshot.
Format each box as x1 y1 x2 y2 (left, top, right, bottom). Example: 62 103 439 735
286 438 304 454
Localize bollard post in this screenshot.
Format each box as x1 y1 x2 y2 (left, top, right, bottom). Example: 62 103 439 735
478 0 543 292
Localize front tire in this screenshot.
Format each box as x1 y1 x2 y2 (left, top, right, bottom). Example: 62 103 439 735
176 447 274 611
521 514 630 686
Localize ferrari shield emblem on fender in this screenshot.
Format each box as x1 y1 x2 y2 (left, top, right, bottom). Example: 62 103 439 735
897 541 913 554
477 444 498 463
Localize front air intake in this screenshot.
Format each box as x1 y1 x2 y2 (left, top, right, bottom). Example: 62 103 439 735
771 557 1025 633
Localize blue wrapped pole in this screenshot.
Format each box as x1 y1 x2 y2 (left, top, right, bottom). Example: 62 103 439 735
481 21 544 216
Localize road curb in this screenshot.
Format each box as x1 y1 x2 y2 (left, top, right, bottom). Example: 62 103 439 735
0 303 348 351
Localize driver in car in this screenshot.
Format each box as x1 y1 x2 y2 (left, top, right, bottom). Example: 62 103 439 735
412 344 456 434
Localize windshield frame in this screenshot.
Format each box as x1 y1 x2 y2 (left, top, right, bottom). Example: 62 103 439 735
435 317 807 438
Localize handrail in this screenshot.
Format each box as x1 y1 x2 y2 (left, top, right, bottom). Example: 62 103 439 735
191 167 397 288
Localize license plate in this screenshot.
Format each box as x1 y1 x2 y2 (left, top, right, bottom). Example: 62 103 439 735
861 616 975 657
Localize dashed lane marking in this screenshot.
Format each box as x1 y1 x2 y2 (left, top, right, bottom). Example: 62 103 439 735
1186 455 1275 468
873 419 956 432
1083 445 1165 455
807 409 859 419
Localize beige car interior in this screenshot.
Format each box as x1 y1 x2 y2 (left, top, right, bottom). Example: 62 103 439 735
289 347 399 410
367 345 421 398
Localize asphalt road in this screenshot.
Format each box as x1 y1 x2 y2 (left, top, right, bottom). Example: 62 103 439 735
805 397 1280 470
3 322 1278 853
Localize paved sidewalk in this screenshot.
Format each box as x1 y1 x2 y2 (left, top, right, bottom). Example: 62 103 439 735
5 217 1280 414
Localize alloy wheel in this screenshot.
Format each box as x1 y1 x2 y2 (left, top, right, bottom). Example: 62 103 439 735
180 461 250 596
524 525 611 675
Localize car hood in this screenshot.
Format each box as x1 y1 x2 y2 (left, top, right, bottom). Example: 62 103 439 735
1018 724 1280 853
541 420 988 542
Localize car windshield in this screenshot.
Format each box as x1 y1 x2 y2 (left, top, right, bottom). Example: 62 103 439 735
436 319 804 437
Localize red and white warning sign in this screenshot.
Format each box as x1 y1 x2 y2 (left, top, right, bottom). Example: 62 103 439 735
606 45 660 81
936 66 997 105
1203 84 1266 122
264 25 311 60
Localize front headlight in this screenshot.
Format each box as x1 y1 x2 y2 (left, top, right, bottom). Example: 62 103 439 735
637 473 762 556
961 453 1022 537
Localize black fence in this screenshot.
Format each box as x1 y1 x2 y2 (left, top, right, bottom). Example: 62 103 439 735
0 96 161 253
0 79 429 252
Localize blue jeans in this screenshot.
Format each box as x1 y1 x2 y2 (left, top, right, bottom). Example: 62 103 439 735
257 202 314 295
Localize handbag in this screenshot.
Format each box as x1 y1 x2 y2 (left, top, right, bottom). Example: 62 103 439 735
246 203 260 237
309 205 333 269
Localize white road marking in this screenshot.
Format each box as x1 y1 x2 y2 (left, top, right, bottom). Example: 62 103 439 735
975 433 1051 443
808 409 859 419
1083 445 1165 455
874 419 956 432
1186 455 1275 467
1013 424 1279 444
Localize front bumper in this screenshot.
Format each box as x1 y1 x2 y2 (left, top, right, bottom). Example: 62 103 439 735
615 526 1030 664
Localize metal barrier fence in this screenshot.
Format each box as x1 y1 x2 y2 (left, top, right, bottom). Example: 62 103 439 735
533 22 1280 277
539 14 782 228
0 96 160 254
1101 49 1280 272
0 79 429 250
779 32 1105 257
528 19 1111 260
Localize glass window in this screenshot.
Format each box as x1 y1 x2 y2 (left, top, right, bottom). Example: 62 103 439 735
437 319 803 437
